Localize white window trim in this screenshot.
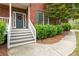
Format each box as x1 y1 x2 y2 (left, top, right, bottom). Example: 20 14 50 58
43 12 49 25
43 14 49 25
43 12 44 25
48 17 49 25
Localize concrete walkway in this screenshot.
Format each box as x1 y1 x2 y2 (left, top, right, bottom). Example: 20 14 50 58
71 29 79 32
8 31 76 56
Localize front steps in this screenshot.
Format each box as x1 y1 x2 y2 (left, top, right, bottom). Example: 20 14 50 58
9 29 35 48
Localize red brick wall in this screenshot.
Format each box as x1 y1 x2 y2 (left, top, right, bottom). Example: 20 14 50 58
0 4 9 17
30 3 44 24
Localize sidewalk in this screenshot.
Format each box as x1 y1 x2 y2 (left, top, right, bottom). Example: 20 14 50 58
8 31 76 56
71 29 79 32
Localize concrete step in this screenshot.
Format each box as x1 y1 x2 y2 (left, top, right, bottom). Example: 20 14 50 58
10 38 34 43
11 35 33 40
11 31 31 34
10 40 35 48
9 28 35 48
11 33 32 37
11 29 30 32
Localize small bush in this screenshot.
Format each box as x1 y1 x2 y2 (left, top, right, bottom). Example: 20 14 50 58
35 24 45 39
74 19 79 25
61 23 71 31
56 25 63 34
72 19 79 29
50 25 57 36
72 25 79 29
44 25 57 38
35 23 71 40
35 24 57 40
0 20 6 44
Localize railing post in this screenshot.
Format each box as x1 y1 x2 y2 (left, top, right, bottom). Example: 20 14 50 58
28 4 30 29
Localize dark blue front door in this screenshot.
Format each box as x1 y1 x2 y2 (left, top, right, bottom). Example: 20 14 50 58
16 13 23 28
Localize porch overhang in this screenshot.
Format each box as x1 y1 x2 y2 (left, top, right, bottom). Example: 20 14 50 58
12 3 29 9
1 3 9 6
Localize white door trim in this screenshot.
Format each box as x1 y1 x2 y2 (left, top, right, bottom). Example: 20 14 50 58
13 11 26 28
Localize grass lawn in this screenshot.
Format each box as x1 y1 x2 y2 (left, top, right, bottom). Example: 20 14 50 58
75 32 79 55
71 32 79 56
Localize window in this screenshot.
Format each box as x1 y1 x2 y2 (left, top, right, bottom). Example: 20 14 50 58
44 16 49 24
36 11 43 24
35 10 49 25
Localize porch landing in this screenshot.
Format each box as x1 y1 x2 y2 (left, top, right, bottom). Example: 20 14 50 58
8 31 76 56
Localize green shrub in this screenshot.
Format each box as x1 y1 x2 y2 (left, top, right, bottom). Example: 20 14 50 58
74 19 79 25
61 23 71 31
42 25 49 38
72 19 79 29
44 25 57 38
0 20 6 44
49 25 57 36
72 25 79 29
56 25 63 34
35 24 57 40
35 23 71 40
35 24 44 39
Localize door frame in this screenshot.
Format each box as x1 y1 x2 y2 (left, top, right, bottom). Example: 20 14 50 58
12 11 26 28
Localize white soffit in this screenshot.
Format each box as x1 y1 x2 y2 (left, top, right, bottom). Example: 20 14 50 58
12 3 29 9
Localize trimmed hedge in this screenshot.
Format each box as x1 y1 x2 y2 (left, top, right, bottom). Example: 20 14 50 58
35 24 45 39
61 23 71 31
35 23 71 40
44 25 57 38
0 20 6 44
56 25 63 34
35 24 58 39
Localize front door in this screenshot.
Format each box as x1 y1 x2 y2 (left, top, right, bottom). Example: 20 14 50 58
16 13 23 28
13 12 26 28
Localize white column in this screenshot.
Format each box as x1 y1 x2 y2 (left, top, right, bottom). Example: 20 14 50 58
9 3 11 30
7 3 11 48
28 4 30 29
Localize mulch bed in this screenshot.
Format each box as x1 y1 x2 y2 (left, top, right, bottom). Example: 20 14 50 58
0 43 8 56
0 35 8 56
37 31 69 44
